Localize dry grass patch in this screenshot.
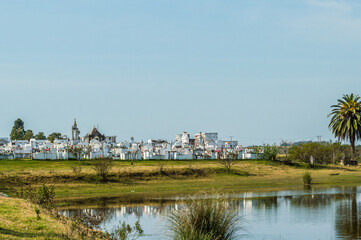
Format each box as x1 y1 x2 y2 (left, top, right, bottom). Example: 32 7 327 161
0 197 71 239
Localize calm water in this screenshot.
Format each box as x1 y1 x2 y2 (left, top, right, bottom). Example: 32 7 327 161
60 186 361 239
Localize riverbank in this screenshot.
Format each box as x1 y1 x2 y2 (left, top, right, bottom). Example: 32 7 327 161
1 159 361 204
0 196 104 240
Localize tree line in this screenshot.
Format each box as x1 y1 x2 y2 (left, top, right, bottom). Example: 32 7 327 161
10 118 64 143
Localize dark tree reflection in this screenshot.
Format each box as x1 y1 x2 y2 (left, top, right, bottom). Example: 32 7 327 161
335 187 361 239
249 196 278 210
289 194 334 209
66 207 117 228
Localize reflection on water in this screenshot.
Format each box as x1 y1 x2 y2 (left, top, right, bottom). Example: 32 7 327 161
336 187 361 239
60 186 361 239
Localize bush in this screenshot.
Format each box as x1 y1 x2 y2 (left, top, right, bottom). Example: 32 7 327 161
93 158 113 182
303 172 312 185
169 195 240 240
36 184 55 208
35 207 41 220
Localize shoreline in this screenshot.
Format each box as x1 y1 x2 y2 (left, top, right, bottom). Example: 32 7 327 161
59 182 361 210
2 159 361 206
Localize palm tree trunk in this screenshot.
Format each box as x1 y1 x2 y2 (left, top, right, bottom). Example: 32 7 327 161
350 135 356 162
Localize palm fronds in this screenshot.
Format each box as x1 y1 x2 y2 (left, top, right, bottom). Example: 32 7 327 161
328 94 361 158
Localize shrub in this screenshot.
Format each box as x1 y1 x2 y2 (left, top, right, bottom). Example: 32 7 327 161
35 207 41 220
93 158 113 182
169 195 240 240
36 184 55 208
303 172 312 185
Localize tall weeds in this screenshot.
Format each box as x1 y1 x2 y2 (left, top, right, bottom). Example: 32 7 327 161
169 194 240 240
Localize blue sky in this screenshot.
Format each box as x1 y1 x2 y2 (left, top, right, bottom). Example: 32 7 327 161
1 0 361 145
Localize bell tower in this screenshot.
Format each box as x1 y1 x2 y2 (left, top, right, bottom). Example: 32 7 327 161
72 119 80 141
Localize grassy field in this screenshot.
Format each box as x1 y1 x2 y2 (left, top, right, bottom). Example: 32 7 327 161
1 159 361 204
0 196 104 240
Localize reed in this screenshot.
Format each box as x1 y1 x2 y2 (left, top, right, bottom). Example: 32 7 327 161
169 194 240 240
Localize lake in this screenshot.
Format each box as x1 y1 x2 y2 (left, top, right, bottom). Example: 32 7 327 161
60 186 361 239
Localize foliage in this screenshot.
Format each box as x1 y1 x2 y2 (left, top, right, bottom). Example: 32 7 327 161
11 183 55 209
35 132 47 140
303 172 312 185
36 184 55 209
35 207 41 220
289 142 352 165
10 118 26 140
218 151 238 173
48 132 62 143
23 129 34 141
93 158 113 182
68 145 83 160
253 146 263 160
108 220 144 240
328 93 361 160
263 144 279 161
280 140 292 158
169 194 240 240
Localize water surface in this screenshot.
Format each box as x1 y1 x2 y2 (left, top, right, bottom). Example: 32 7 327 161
60 186 361 239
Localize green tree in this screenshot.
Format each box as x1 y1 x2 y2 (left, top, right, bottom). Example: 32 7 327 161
328 94 361 161
47 132 62 143
218 150 238 173
289 142 351 165
23 130 34 141
10 118 25 140
263 144 279 161
35 132 47 140
253 146 263 159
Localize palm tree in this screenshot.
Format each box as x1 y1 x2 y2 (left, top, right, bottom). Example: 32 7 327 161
328 94 361 161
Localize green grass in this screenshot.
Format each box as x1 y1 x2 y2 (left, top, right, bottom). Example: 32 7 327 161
0 197 75 240
2 159 361 204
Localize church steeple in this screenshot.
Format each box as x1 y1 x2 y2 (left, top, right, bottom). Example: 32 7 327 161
72 119 80 141
72 119 77 129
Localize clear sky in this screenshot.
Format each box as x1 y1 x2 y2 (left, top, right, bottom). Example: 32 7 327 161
1 0 361 145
